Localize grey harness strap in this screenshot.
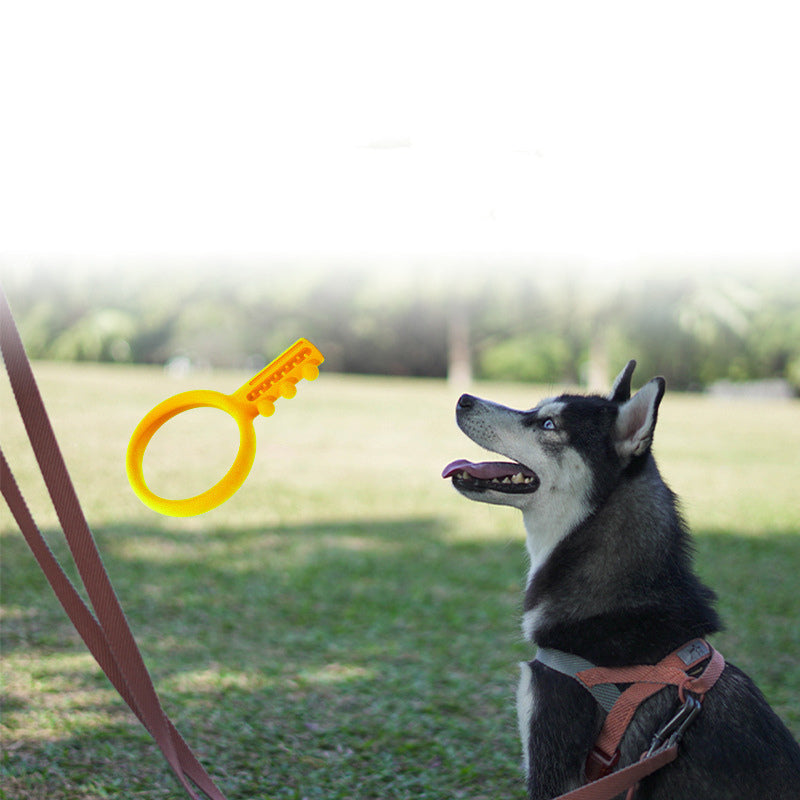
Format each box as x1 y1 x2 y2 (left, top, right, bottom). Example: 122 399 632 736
535 647 621 713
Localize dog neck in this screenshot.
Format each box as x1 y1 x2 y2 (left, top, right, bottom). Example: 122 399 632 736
522 493 592 585
521 456 722 665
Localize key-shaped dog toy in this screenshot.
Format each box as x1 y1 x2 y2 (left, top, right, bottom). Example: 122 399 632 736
126 338 324 516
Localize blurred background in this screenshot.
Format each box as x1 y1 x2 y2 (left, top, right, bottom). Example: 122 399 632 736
3 260 800 395
2 0 798 392
2 5 800 798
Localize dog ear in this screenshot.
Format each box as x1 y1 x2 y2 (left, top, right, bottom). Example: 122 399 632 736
607 360 637 402
614 377 666 460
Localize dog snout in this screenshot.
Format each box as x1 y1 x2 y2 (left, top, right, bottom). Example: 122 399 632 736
458 393 476 410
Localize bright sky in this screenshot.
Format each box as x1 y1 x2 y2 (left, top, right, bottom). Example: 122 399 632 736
2 0 799 266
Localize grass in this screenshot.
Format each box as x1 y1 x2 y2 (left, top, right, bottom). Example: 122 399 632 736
2 362 799 799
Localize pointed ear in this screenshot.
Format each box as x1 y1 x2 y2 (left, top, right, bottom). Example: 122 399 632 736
607 360 637 402
615 377 666 461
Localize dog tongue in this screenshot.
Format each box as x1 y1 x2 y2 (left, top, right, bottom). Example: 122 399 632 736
441 459 536 480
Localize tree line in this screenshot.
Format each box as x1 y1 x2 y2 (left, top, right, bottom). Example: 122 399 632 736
3 260 799 393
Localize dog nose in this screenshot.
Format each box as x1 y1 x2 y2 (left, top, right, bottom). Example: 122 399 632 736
457 393 476 409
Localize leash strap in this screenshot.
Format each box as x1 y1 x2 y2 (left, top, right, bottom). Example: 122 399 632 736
550 743 679 800
1 288 227 800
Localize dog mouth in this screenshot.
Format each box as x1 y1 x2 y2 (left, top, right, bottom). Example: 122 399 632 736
441 459 540 494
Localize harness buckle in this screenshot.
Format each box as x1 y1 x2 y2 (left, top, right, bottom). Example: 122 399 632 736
646 694 702 756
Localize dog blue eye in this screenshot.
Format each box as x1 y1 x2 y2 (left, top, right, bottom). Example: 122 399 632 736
542 418 556 430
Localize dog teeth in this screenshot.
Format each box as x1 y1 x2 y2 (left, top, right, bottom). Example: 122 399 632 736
454 469 535 485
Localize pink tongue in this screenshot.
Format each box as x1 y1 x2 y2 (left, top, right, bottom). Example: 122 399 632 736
441 459 535 479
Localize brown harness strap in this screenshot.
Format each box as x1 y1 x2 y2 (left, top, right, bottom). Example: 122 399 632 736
579 639 725 766
548 640 725 800
1 288 227 800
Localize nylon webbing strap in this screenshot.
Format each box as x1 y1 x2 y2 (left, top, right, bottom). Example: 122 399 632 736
551 744 678 800
1 288 227 800
535 647 621 712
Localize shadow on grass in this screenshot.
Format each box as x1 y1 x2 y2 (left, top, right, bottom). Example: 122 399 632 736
2 520 799 799
1 517 528 799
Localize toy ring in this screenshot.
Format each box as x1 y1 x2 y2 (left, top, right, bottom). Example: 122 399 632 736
126 338 323 516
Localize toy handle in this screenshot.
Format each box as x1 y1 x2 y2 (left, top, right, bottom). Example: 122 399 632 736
125 389 257 517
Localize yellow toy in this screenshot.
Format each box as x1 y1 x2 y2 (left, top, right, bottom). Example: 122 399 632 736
126 338 324 516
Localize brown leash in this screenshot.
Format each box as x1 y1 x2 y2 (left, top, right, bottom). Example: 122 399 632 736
550 744 679 800
1 288 227 800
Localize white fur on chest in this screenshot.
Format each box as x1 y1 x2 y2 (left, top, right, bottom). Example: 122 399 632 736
517 661 536 775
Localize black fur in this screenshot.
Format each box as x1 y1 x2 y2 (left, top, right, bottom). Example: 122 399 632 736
449 366 800 799
524 387 800 798
527 450 722 665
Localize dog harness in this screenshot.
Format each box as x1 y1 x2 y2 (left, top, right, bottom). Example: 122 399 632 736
534 638 725 800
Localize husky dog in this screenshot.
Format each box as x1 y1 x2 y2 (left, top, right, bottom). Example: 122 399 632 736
443 362 800 799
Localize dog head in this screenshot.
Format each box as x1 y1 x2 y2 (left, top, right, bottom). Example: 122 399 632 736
443 360 665 522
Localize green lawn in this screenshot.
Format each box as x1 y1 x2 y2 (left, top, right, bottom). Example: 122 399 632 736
2 362 799 799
